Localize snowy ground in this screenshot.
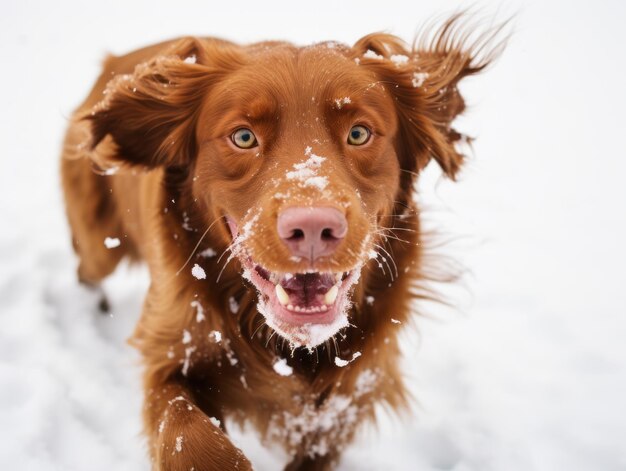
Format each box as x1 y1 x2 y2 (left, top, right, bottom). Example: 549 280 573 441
1 1 625 470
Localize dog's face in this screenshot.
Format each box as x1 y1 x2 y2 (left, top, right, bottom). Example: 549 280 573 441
193 46 401 347
88 31 492 348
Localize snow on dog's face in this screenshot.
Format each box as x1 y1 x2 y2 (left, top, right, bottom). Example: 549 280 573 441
188 37 473 349
88 35 476 349
194 47 401 348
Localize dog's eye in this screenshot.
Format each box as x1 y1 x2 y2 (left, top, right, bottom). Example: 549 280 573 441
347 125 370 145
232 128 258 149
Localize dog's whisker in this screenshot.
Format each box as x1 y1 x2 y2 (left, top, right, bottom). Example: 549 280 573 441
324 340 333 363
373 231 411 245
370 250 387 278
398 169 420 178
251 319 266 339
373 242 399 279
380 226 417 233
265 329 277 348
174 215 225 277
331 336 339 358
216 252 238 283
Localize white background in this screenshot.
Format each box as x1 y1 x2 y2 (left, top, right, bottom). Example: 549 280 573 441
1 1 625 470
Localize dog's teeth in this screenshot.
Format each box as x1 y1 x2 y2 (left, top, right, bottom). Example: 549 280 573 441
287 304 294 311
295 306 302 312
324 285 339 305
275 284 289 305
320 304 328 311
334 272 342 283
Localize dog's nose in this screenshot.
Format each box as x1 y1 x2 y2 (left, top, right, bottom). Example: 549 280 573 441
277 207 347 261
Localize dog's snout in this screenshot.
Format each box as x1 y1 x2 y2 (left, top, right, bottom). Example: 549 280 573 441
277 207 347 261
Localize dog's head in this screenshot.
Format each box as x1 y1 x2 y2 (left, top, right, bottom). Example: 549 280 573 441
87 19 503 349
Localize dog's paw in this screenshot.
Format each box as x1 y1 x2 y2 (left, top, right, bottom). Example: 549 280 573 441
155 400 252 471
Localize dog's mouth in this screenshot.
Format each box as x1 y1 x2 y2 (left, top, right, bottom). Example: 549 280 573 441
242 258 360 349
226 214 362 349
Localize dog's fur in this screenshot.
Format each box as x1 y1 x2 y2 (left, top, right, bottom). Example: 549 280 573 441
60 15 503 470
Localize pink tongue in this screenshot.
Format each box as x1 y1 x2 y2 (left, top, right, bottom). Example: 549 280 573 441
282 273 334 306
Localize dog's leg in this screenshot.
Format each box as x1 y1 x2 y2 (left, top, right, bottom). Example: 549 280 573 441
79 279 111 313
60 130 130 310
145 379 252 471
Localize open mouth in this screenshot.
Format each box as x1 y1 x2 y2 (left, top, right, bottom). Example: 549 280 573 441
241 258 360 349
226 215 362 349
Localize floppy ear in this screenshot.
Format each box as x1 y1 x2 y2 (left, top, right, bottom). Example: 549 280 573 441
353 15 506 180
85 37 241 169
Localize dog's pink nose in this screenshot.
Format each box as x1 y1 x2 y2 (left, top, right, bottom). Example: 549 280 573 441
277 207 347 261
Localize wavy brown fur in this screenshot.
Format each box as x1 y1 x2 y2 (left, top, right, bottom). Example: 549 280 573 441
60 15 505 471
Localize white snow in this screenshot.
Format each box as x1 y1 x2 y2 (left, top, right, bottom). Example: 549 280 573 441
302 175 328 190
181 345 196 377
102 166 119 175
104 237 121 249
2 2 626 471
199 247 217 258
228 296 239 314
174 435 183 453
209 417 221 428
272 358 293 376
208 330 222 343
334 96 351 108
363 49 383 60
390 54 409 65
334 352 362 367
286 147 328 191
411 71 429 88
191 263 206 280
183 54 196 64
190 300 205 322
182 329 192 344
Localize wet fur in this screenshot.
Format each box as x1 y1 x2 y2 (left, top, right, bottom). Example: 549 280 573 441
60 15 504 471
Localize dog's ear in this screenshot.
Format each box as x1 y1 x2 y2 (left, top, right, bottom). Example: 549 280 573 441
84 37 242 169
353 16 506 180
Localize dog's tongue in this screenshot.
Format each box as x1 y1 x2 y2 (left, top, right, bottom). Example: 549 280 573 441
281 273 334 305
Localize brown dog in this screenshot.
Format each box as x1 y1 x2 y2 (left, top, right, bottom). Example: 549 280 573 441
60 15 503 470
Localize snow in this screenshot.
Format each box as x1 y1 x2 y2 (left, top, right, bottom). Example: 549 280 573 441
190 300 205 322
272 358 293 376
209 417 221 428
174 435 183 453
334 352 362 367
199 247 217 258
191 263 206 280
390 54 409 65
182 329 192 344
181 345 196 377
228 296 239 314
411 71 429 88
302 175 328 190
2 2 626 471
103 237 120 249
363 49 383 60
334 96 351 108
285 147 329 191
